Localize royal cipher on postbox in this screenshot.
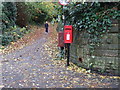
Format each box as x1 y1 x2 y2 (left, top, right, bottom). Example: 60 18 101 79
64 25 73 43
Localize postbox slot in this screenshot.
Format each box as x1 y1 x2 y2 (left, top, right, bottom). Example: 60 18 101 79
65 28 71 30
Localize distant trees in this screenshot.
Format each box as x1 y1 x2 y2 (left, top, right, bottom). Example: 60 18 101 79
16 2 28 28
25 2 58 24
1 2 58 46
2 2 58 29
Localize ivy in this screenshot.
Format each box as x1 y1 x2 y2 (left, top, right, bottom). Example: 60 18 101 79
60 2 120 45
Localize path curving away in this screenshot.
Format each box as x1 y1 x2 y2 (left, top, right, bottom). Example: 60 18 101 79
1 24 119 88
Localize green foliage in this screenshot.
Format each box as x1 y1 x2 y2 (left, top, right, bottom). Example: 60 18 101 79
1 2 30 46
1 2 58 46
57 2 120 45
25 2 58 24
2 2 17 31
1 26 31 46
56 2 120 72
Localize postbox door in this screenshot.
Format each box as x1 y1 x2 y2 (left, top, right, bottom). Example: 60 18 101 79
64 25 73 43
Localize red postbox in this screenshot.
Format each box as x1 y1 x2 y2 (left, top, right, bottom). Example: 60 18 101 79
58 31 64 47
64 25 73 43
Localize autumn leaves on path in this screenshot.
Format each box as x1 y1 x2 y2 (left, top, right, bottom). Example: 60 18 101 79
1 24 119 88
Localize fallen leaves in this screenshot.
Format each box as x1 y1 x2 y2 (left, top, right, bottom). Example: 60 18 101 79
42 24 120 88
109 76 120 79
1 25 45 55
10 42 15 45
1 24 120 88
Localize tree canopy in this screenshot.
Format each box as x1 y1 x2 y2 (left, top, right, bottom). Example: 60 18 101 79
25 2 58 24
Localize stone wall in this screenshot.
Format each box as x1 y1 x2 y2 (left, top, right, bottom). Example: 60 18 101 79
70 19 119 75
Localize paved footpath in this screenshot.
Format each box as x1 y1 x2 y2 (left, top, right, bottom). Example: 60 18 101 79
0 25 119 88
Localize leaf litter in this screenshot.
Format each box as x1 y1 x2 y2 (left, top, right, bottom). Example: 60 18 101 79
1 24 120 88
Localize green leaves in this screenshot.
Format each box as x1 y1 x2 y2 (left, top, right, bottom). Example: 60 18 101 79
25 2 58 24
1 27 31 46
61 2 119 45
2 2 17 30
